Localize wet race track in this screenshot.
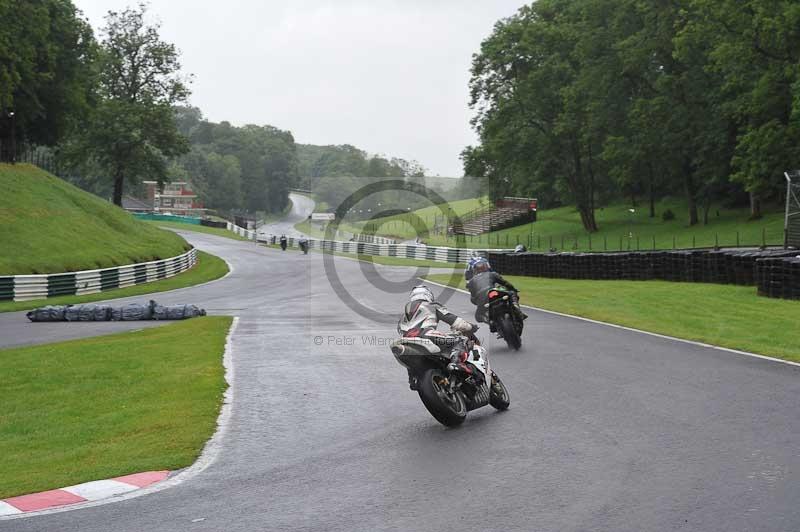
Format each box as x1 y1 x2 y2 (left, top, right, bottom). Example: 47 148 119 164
1 214 799 532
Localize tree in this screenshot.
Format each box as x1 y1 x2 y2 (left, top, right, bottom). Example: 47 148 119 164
468 1 607 231
78 4 190 206
0 0 97 158
680 0 800 219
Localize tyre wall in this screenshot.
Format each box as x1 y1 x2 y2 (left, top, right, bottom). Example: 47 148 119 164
487 248 800 300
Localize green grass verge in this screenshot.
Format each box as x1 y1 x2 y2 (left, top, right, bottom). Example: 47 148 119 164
355 196 783 250
262 244 463 269
0 251 228 313
293 219 325 239
0 316 232 498
425 274 800 363
0 164 189 274
144 220 252 241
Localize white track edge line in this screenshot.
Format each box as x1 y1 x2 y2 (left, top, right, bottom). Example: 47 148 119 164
0 315 240 521
421 278 800 369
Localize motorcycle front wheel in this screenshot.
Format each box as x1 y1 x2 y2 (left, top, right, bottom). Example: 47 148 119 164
418 368 467 427
489 372 510 410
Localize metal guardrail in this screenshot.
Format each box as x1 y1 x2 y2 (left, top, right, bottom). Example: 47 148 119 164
0 248 197 302
227 222 257 240
250 229 509 264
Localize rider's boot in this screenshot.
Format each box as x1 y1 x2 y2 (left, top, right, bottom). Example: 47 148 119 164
407 369 418 391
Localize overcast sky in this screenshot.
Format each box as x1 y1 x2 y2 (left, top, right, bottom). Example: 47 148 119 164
72 0 527 176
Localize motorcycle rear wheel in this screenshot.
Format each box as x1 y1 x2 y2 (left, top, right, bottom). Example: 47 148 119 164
499 314 522 350
418 368 467 427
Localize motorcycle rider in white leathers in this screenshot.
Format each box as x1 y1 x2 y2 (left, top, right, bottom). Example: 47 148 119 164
397 285 479 390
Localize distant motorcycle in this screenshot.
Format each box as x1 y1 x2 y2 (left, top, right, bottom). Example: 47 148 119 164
483 287 524 350
390 329 510 427
299 239 309 254
279 236 288 251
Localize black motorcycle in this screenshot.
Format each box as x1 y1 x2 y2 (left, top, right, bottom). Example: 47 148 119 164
279 237 287 251
299 239 309 254
483 287 524 350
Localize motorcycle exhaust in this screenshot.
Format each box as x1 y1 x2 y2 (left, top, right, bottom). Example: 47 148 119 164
391 344 405 356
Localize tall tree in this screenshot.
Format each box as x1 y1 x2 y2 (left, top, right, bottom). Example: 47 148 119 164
680 0 800 219
468 1 606 231
77 4 190 206
0 0 96 158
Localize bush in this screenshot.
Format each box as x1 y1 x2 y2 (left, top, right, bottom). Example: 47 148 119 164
662 209 675 221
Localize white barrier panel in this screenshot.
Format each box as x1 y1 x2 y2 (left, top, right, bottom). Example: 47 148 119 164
2 248 198 302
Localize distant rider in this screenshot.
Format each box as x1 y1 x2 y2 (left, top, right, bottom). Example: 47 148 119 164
279 234 288 251
398 285 479 389
466 258 526 331
464 252 486 281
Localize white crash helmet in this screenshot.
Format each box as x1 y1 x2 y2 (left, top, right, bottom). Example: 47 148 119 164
409 285 434 303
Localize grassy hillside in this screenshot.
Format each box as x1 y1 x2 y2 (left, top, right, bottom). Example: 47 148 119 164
0 164 189 274
356 196 784 250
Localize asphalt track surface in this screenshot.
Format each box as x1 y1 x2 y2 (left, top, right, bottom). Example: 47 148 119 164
2 233 799 531
257 192 316 239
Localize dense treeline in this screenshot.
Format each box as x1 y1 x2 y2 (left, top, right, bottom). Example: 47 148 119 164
169 113 443 218
0 0 95 157
294 144 478 220
464 0 800 231
297 144 430 218
297 144 426 184
173 106 297 215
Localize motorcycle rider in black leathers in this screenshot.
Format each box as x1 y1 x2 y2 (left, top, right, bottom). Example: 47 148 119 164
466 258 526 332
398 285 479 390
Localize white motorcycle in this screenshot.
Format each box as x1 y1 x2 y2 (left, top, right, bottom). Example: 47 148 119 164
390 329 510 427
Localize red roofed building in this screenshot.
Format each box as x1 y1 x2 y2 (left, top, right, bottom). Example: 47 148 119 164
142 180 206 216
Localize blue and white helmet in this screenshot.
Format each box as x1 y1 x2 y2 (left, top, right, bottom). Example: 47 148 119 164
467 254 485 270
471 257 491 274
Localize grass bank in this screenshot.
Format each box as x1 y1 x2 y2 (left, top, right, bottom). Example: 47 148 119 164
0 164 189 274
358 197 783 251
143 220 252 241
425 274 800 363
0 251 228 313
0 316 233 499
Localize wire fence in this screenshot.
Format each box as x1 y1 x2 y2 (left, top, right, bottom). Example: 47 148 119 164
355 215 786 251
455 229 785 252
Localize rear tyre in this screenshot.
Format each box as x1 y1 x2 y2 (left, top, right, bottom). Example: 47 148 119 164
489 372 510 410
499 314 522 350
418 368 467 427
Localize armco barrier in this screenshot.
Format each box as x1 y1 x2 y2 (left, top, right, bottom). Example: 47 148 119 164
487 248 800 300
234 222 484 262
251 231 504 264
354 234 397 245
0 248 197 302
227 222 257 240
